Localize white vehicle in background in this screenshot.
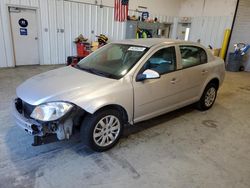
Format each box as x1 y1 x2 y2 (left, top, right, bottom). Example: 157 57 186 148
13 39 225 151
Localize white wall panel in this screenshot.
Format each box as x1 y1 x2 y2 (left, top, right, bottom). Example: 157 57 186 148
48 0 58 64
20 0 30 6
71 2 79 55
215 17 228 48
189 16 233 48
179 0 237 17
0 8 8 67
39 0 51 64
64 1 72 58
56 0 66 64
94 6 98 38
102 6 109 35
170 17 178 39
85 4 91 42
97 6 103 35
78 3 85 36
30 0 39 7
90 5 96 42
63 0 182 16
113 20 119 41
109 7 114 39
210 17 220 48
0 0 15 67
204 17 214 46
7 0 20 5
7 0 39 7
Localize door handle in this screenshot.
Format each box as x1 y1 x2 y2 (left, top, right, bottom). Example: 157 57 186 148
171 78 177 84
202 70 208 74
35 37 38 40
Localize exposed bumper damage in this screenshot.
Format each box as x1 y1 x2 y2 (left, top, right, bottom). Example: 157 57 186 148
12 98 84 146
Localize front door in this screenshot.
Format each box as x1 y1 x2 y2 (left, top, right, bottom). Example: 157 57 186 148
9 8 39 66
133 46 185 123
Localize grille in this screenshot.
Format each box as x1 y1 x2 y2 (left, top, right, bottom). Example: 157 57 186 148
15 98 35 118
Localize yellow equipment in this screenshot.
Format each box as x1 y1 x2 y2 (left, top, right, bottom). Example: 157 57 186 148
220 29 231 59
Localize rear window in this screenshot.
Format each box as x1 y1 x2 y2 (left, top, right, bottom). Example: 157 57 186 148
180 46 208 69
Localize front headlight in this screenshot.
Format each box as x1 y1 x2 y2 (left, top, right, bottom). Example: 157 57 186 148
30 102 73 121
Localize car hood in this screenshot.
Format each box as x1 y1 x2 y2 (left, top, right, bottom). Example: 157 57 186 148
16 66 117 106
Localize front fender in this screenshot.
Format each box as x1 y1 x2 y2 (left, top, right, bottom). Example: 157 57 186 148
72 83 134 124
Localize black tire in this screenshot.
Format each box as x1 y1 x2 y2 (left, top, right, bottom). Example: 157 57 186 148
196 83 218 111
80 109 124 152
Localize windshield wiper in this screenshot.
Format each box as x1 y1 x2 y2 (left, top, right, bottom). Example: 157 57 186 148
75 65 96 74
89 69 114 78
75 65 114 79
75 64 90 72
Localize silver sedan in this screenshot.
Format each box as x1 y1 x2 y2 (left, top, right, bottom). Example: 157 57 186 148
13 39 225 151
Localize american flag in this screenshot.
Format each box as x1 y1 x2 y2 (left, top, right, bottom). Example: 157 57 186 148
114 0 129 22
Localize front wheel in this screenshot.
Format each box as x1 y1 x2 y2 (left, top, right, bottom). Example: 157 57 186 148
197 83 218 111
80 109 123 152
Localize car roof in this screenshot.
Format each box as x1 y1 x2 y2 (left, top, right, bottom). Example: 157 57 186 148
112 38 202 48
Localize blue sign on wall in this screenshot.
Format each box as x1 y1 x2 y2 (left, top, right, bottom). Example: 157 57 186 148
20 28 28 36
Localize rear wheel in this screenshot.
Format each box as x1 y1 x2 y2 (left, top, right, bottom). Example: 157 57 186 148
197 83 218 111
80 109 123 152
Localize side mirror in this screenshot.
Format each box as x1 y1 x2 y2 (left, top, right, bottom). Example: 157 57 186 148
136 69 160 81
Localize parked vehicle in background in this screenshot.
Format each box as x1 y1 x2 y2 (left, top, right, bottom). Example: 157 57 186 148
13 39 225 151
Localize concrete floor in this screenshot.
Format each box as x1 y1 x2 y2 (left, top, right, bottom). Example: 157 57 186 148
0 65 250 188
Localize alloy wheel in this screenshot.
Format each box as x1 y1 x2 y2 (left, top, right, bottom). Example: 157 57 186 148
93 115 121 147
205 87 216 107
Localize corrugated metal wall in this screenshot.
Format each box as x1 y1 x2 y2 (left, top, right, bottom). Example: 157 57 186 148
189 16 234 48
1 0 129 66
0 0 234 68
0 6 8 68
228 0 250 71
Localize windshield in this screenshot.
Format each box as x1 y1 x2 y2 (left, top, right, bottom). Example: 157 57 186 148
77 44 148 79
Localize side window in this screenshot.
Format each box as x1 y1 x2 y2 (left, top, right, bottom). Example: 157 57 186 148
180 46 207 69
144 47 176 75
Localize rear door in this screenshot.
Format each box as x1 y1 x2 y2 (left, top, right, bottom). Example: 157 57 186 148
178 45 210 100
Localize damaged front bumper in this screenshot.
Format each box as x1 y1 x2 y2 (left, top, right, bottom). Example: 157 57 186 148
12 98 44 136
12 98 83 145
